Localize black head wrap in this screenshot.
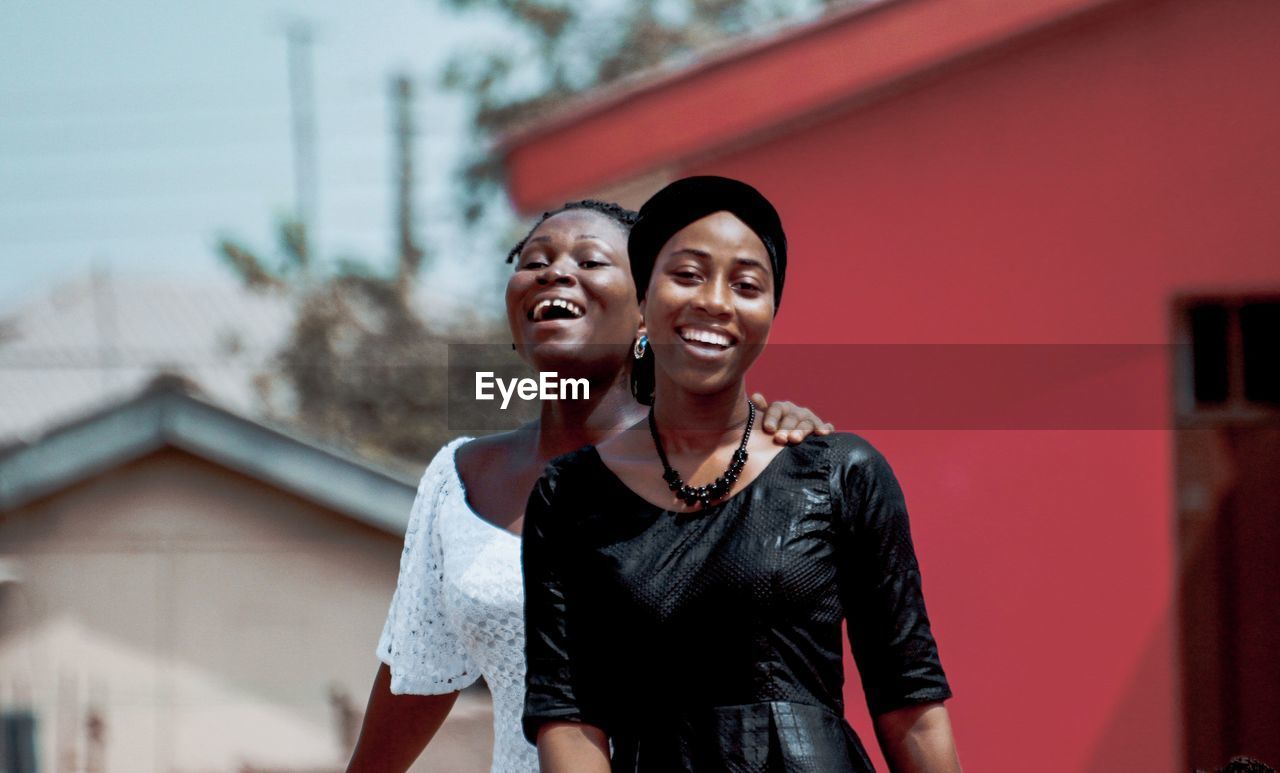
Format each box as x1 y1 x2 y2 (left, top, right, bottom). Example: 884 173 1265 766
627 176 787 405
627 175 787 310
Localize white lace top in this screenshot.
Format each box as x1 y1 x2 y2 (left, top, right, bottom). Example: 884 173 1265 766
378 437 537 773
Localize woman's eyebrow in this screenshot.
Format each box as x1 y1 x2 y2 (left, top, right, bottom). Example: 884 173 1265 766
668 248 765 270
670 247 712 260
525 233 608 243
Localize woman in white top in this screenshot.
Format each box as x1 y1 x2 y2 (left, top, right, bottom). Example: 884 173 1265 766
346 200 830 773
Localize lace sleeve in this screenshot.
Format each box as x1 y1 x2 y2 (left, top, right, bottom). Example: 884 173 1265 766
377 437 479 694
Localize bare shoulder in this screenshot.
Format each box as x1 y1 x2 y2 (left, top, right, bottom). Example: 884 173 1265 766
455 430 528 476
454 429 546 530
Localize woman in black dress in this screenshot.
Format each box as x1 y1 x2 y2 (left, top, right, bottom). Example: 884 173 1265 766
522 177 961 772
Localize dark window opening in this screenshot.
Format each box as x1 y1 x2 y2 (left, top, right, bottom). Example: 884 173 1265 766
1241 302 1280 404
1175 293 1280 770
1181 297 1280 413
1 710 37 773
1190 304 1230 405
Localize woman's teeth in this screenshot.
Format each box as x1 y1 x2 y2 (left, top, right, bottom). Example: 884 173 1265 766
678 327 732 348
530 298 585 321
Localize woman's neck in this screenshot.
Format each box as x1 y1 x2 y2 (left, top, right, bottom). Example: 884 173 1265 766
534 364 646 459
650 378 751 455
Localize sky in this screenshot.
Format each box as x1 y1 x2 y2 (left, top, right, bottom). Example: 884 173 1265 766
0 0 516 314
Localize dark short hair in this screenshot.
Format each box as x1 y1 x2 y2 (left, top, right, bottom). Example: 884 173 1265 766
505 200 639 264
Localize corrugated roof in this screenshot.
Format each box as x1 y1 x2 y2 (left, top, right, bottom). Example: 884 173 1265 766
0 272 293 444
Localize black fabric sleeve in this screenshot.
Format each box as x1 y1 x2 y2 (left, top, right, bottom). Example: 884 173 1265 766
521 465 603 744
834 436 952 716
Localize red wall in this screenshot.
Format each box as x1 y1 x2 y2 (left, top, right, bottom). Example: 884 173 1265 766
503 0 1111 211
691 1 1280 769
511 0 1280 768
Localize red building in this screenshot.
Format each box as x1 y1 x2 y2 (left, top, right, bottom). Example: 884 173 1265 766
501 0 1280 770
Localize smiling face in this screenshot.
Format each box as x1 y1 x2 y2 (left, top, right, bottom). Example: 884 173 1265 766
640 210 775 399
505 208 641 376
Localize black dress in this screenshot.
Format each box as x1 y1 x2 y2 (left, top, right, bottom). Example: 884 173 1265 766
521 433 951 772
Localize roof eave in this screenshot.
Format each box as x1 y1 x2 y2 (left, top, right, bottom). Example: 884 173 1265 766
0 386 419 535
500 0 1133 214
495 0 906 154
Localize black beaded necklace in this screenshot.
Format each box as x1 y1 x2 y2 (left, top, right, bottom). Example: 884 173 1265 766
648 400 755 508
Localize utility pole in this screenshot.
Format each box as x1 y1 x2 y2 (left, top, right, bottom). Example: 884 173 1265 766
284 18 317 271
392 73 424 298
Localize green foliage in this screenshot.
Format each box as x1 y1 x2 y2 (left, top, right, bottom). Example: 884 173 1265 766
441 0 839 223
215 1 858 466
217 237 286 292
218 218 506 469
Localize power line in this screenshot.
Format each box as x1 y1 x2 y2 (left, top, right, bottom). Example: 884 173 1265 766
0 214 467 248
0 70 427 102
0 99 404 128
0 176 464 219
0 176 388 204
0 133 458 163
0 125 458 158
0 197 464 224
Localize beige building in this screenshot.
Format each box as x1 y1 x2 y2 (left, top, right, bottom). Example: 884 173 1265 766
0 377 492 772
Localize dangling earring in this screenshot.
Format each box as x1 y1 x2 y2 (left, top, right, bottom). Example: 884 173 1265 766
632 334 648 360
